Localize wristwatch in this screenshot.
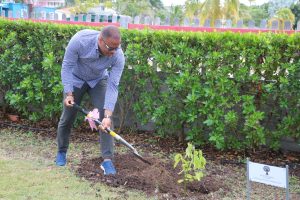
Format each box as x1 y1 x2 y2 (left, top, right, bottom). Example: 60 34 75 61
104 114 112 119
66 92 73 97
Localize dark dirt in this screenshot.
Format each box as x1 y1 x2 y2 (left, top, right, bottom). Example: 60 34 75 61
76 154 225 199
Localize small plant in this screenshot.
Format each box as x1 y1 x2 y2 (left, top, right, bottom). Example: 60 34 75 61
174 143 206 193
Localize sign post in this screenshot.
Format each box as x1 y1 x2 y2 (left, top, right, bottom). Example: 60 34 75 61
247 159 251 200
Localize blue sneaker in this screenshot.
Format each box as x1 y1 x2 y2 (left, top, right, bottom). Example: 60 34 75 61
101 160 116 175
56 151 67 166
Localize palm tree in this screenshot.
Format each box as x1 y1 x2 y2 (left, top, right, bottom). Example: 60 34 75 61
184 0 240 26
223 0 240 23
270 8 295 30
184 0 203 19
198 0 222 26
149 0 164 10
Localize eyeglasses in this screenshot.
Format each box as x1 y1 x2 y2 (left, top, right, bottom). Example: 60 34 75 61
102 38 120 52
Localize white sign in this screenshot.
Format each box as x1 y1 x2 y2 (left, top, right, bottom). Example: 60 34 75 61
249 161 287 188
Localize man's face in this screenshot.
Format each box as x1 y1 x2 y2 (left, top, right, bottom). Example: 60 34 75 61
98 36 121 57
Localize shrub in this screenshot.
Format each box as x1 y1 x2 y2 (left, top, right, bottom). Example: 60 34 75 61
1 18 300 150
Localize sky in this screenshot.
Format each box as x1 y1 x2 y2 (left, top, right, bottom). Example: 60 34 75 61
161 0 270 7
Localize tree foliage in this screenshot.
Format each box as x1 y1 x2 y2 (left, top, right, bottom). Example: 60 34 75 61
112 0 164 17
67 0 164 16
270 7 295 29
268 0 296 17
223 0 240 23
70 0 100 14
184 0 203 19
169 5 185 24
290 2 300 28
184 0 240 26
240 2 270 25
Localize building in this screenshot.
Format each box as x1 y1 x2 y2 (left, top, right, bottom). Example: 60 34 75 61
0 2 28 18
0 1 61 18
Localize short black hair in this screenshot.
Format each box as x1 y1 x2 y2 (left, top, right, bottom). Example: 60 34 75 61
101 25 121 40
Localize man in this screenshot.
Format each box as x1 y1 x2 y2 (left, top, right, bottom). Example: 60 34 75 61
56 25 125 176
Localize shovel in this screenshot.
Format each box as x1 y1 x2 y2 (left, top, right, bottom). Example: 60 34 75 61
72 103 151 165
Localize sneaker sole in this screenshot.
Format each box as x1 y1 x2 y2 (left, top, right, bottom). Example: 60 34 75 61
100 165 108 175
100 165 116 175
56 161 67 166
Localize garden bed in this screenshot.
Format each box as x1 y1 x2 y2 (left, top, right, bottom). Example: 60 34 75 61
76 153 226 199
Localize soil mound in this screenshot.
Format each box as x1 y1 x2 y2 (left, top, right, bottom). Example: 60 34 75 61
76 153 224 199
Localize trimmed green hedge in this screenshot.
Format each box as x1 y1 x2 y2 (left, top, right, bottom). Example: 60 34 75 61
1 19 300 150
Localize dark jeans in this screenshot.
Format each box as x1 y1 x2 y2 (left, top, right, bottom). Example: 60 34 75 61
56 79 114 159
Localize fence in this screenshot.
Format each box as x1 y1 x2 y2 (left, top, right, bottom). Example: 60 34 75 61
1 9 300 34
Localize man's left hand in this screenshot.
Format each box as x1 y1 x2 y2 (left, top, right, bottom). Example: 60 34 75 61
99 117 112 132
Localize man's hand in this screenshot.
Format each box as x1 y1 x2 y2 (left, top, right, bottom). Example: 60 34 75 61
99 109 112 132
64 94 74 107
99 117 112 132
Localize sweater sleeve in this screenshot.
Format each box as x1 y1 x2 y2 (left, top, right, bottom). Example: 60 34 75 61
61 35 80 93
103 51 125 112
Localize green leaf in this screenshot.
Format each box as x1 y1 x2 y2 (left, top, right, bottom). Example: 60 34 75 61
174 154 183 168
177 179 184 184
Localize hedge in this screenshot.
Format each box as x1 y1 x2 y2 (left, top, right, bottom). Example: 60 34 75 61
1 18 300 150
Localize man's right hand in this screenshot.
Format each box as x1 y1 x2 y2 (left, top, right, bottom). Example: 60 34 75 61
64 94 74 107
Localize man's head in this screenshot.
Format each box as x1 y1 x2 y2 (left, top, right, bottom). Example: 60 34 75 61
98 25 121 57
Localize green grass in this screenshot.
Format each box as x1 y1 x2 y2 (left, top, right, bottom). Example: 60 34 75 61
0 129 150 200
0 158 108 200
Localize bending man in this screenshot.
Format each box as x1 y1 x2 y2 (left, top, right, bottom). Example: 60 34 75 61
56 25 125 175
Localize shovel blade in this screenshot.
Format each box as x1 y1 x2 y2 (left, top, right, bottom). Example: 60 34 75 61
133 152 151 165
